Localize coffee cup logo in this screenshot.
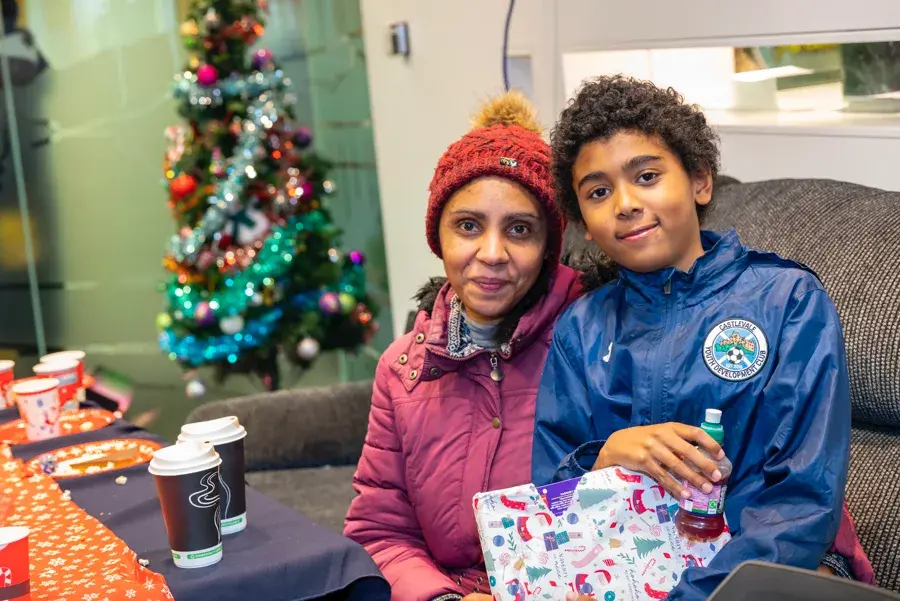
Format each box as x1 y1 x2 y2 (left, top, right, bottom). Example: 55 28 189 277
189 471 222 545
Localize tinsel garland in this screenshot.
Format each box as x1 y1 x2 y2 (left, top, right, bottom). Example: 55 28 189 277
169 68 289 265
159 307 284 366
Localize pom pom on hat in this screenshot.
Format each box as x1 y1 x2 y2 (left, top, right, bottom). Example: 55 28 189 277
426 92 563 265
470 90 542 134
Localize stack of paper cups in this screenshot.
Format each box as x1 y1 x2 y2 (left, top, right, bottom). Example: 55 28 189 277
149 442 223 568
178 416 248 534
32 359 80 412
0 360 14 408
40 350 86 403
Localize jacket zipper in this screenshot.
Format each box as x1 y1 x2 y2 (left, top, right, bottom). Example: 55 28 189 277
650 278 674 424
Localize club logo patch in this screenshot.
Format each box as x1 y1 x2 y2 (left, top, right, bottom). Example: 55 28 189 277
703 319 768 381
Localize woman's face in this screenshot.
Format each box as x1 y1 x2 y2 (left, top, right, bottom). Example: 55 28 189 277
439 177 547 323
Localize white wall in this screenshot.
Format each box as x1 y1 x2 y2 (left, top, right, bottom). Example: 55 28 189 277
362 0 900 337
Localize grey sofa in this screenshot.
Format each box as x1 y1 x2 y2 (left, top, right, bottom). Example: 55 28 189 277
185 177 900 591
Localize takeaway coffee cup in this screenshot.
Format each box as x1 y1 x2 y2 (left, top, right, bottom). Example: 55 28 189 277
178 416 248 534
149 441 223 568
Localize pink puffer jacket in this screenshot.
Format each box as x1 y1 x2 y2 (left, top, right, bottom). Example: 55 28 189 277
344 265 584 601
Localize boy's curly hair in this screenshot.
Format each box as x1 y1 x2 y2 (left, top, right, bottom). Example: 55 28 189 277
551 75 720 224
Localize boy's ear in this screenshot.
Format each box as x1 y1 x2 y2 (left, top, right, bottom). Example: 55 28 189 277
692 170 714 207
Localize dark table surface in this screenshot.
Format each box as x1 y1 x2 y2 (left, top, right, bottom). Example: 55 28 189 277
0 405 390 601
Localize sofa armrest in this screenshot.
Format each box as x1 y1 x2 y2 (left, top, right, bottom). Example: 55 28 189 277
184 379 374 471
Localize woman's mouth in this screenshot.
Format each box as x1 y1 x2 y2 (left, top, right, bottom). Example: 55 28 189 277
617 223 659 241
471 278 510 293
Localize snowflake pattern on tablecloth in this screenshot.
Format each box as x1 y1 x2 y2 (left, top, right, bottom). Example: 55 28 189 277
473 467 731 601
0 445 171 601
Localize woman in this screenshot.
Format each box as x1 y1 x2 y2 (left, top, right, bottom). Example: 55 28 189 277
344 92 581 601
344 93 869 601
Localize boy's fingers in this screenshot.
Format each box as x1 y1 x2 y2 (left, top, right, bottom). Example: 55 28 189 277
666 434 721 481
654 446 712 495
650 462 687 499
675 424 725 460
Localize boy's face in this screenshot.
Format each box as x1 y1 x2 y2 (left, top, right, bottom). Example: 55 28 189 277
571 131 712 274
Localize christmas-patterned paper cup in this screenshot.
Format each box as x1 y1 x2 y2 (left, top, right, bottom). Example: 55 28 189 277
32 359 80 412
12 378 60 441
0 526 30 600
178 416 248 534
149 441 223 569
0 360 15 408
40 350 86 402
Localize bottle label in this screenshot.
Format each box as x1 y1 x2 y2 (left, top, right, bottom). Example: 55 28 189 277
680 483 727 516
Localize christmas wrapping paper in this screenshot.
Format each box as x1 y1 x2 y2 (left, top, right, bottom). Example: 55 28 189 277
473 467 730 601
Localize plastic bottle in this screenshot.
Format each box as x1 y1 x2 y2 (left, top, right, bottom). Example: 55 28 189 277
675 408 733 541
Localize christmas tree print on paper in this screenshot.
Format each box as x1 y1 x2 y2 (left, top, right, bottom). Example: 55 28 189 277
526 565 552 582
484 549 496 573
579 488 617 509
157 0 378 395
634 537 665 559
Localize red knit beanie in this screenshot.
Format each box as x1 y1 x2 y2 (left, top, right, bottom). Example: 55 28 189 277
426 92 564 265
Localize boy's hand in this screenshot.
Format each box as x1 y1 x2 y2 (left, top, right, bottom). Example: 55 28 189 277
592 423 725 499
461 595 493 601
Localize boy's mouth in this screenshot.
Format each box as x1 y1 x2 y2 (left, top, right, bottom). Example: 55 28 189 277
616 222 659 241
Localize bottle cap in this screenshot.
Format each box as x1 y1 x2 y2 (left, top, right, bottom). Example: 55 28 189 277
705 408 722 424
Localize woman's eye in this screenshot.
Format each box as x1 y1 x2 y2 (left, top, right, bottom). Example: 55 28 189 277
588 187 610 200
509 224 531 237
637 172 659 183
459 220 478 233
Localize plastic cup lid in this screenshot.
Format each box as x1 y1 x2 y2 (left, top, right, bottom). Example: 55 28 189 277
12 378 59 395
179 416 246 445
149 441 221 476
0 526 29 545
33 358 79 374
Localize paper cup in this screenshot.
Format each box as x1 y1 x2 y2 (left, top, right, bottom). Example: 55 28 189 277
40 351 85 402
32 359 80 412
0 360 14 408
149 441 223 568
0 526 30 600
12 378 60 441
178 416 248 534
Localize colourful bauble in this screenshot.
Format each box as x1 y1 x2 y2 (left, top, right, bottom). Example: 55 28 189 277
170 173 197 198
219 315 245 335
298 180 314 199
179 20 199 37
194 301 216 326
196 64 219 86
322 180 336 195
338 292 356 314
185 379 206 398
156 312 173 330
203 8 221 31
294 126 312 149
318 292 341 315
296 337 320 361
251 48 274 70
348 250 366 266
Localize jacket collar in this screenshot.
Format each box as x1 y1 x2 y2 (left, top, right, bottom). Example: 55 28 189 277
425 264 583 360
618 229 747 305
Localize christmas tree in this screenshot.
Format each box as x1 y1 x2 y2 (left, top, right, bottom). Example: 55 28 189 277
156 0 378 396
577 488 617 510
633 536 665 559
526 565 552 582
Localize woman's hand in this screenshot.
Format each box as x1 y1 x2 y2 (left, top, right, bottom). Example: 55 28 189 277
592 422 725 498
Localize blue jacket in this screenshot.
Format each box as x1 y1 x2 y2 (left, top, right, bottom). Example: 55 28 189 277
532 230 851 601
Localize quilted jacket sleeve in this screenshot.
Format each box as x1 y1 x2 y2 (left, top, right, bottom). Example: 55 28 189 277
343 357 461 601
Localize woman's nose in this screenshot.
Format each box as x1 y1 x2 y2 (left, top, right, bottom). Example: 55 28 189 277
475 231 509 264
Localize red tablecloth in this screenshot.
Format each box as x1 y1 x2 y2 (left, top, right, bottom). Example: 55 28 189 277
1 444 172 601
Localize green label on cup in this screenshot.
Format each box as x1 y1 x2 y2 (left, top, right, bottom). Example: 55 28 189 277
222 516 244 527
172 552 182 559
186 544 223 560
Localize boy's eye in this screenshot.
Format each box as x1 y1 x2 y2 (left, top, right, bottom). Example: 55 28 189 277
637 172 659 184
588 187 610 200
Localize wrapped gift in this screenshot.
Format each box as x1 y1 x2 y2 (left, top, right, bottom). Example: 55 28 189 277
473 467 730 601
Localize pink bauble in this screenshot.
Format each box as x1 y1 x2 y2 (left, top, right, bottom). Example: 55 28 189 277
194 301 216 326
299 180 314 198
196 64 219 86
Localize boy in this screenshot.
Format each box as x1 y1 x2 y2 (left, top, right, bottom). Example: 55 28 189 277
532 75 870 600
